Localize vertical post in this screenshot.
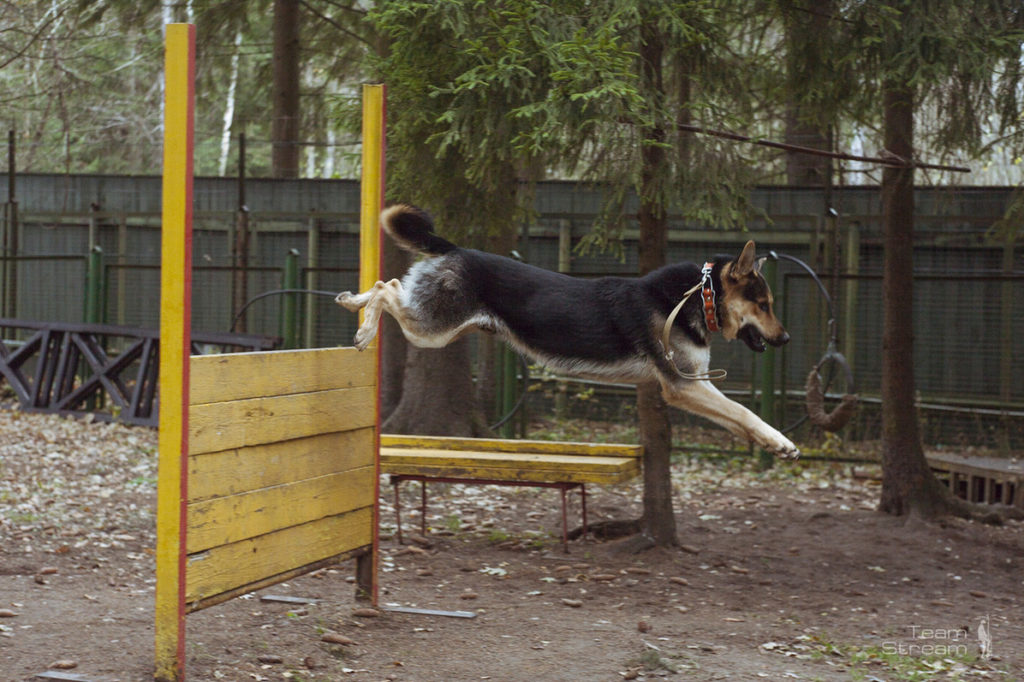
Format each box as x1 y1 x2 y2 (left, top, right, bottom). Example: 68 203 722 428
305 215 320 347
500 347 517 438
281 248 300 348
117 216 128 326
155 23 195 682
555 219 571 419
2 129 18 324
758 257 778 470
85 246 104 324
232 133 249 334
356 83 385 604
998 241 1014 454
842 223 860 381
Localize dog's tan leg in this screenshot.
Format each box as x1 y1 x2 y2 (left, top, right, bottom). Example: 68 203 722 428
661 379 800 458
335 279 405 350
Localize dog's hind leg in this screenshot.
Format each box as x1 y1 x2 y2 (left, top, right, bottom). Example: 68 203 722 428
661 379 800 458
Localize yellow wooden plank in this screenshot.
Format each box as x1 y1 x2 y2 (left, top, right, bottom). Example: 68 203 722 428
380 448 640 484
381 434 642 458
381 460 639 485
381 448 637 471
189 385 375 455
188 428 374 502
187 465 375 553
190 347 375 405
186 547 367 614
186 507 373 605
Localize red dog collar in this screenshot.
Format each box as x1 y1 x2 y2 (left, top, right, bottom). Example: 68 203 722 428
701 262 719 332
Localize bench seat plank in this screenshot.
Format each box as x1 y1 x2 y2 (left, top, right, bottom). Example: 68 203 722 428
381 434 641 457
380 446 641 485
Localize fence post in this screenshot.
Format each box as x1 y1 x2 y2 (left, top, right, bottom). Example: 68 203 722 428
282 248 300 349
85 245 104 324
999 241 1014 454
758 257 778 469
232 132 250 334
555 219 571 419
305 214 320 347
2 129 18 325
842 222 860 378
499 346 517 438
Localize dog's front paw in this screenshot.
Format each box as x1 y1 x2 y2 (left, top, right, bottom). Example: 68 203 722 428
335 291 360 312
775 441 801 460
760 430 800 460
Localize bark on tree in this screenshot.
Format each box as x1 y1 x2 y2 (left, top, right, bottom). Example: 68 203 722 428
380 239 410 422
271 0 300 178
877 77 951 517
782 0 832 186
381 339 491 437
635 15 678 548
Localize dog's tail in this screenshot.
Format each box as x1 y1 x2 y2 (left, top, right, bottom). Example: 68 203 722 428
381 204 457 256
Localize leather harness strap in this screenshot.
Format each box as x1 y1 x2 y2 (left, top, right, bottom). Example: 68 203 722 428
659 262 727 382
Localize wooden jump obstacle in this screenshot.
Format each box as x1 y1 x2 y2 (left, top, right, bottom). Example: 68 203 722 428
380 435 642 552
927 452 1024 508
154 24 385 681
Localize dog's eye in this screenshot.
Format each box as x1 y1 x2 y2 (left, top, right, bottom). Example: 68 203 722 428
759 302 770 313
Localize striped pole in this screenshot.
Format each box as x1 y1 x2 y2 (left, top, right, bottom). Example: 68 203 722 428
358 83 385 604
155 23 195 682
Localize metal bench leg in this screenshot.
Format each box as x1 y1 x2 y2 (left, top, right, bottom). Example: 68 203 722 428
560 486 569 553
580 484 588 541
421 480 428 537
393 478 403 545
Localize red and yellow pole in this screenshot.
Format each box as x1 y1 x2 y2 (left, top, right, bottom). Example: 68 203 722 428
359 83 385 604
155 23 195 682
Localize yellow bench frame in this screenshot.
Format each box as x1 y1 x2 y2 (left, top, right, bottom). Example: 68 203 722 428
380 435 642 552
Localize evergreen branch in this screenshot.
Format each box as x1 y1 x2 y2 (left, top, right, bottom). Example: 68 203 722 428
298 0 372 47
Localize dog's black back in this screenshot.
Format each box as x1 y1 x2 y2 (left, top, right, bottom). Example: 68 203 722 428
385 205 720 375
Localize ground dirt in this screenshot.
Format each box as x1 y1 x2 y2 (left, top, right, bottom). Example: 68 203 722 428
1 411 1022 681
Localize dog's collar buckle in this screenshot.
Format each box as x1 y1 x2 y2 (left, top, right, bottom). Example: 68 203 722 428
701 262 720 333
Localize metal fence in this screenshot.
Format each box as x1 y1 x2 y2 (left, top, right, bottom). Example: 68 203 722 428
1 174 1021 450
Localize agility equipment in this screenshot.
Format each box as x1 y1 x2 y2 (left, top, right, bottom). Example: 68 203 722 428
154 24 385 680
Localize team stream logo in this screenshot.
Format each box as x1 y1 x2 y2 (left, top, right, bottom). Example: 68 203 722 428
883 615 992 659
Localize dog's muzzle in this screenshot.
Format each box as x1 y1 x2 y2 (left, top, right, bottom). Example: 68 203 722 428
739 325 790 352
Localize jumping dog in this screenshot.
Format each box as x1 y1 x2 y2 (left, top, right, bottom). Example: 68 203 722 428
337 204 799 457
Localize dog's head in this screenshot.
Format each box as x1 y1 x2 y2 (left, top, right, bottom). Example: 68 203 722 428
718 241 790 352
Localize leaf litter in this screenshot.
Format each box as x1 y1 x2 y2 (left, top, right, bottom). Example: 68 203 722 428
3 409 1023 680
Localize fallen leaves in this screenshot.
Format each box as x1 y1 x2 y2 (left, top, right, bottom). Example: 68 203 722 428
0 410 157 563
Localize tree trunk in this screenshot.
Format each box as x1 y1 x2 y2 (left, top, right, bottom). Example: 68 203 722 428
782 0 832 186
636 15 677 547
380 239 410 422
877 78 949 517
382 339 490 437
271 0 300 178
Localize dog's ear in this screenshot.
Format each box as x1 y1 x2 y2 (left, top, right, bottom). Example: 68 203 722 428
732 240 757 278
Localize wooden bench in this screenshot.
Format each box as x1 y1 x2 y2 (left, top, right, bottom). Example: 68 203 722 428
926 451 1024 507
380 435 643 552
